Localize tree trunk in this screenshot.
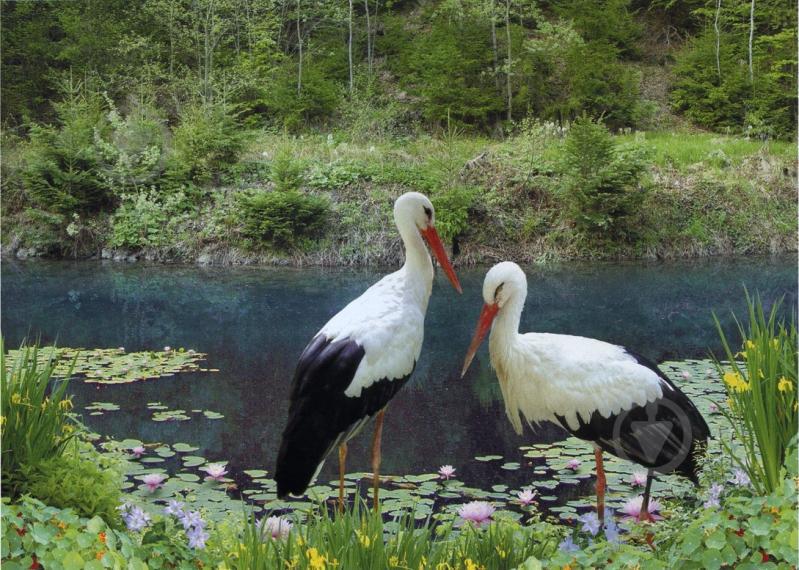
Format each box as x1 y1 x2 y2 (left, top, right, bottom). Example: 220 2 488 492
714 0 722 80
364 0 372 77
491 0 499 90
504 0 512 121
348 0 354 93
748 0 755 83
296 0 302 95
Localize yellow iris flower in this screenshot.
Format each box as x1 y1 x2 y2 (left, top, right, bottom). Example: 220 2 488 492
778 377 793 393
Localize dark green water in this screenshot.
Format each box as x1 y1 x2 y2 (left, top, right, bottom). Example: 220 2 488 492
2 256 796 484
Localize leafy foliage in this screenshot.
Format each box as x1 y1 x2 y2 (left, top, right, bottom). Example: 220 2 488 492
0 342 77 499
166 102 246 186
230 500 560 569
713 293 798 494
109 190 192 249
20 82 109 214
671 1 797 139
93 96 168 195
1 496 147 570
237 190 330 250
24 444 123 524
560 117 649 238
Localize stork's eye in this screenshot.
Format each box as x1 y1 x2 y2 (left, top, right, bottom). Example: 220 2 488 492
423 206 432 220
494 283 505 300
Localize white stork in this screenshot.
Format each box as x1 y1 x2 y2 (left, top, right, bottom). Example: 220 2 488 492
461 262 709 523
275 192 462 510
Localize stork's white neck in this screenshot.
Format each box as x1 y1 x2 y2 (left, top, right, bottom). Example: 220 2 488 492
490 293 525 353
397 216 434 301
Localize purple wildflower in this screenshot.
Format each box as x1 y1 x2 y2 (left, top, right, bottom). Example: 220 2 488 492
186 526 209 549
164 499 185 517
729 468 750 487
558 535 579 553
704 484 724 509
178 510 204 531
119 504 150 532
578 511 601 536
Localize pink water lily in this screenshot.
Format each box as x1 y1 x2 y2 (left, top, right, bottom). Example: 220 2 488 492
458 501 495 527
621 495 663 521
202 463 229 482
164 346 172 352
142 473 167 492
681 370 691 379
260 516 293 539
708 402 720 414
438 465 456 480
630 472 648 487
565 459 581 471
517 488 537 506
130 445 146 458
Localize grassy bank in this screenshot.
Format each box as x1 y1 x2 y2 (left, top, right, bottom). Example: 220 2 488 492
3 126 796 266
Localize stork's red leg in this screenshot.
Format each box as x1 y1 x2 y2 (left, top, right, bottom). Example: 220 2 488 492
594 447 606 525
370 409 386 511
338 442 348 513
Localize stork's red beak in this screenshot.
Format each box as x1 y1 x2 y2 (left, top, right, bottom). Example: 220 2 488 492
461 302 499 377
420 226 462 294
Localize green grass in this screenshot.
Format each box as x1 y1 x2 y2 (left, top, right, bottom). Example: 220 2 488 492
616 131 793 168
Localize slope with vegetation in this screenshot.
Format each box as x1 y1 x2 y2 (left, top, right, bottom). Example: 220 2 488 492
1 0 796 264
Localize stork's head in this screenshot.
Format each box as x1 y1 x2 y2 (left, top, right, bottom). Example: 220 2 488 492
461 262 527 377
394 192 462 293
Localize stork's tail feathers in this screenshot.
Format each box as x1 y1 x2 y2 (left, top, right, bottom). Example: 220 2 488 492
275 415 340 499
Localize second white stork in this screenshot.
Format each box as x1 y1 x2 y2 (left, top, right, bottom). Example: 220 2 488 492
461 262 709 523
275 192 462 509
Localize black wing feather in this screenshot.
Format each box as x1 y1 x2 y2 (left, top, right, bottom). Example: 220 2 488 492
275 335 413 498
555 349 710 483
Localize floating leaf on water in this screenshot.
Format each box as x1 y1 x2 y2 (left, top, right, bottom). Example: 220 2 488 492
5 346 214 384
474 455 503 462
500 462 520 471
202 410 224 420
244 469 268 478
182 456 206 467
172 443 199 453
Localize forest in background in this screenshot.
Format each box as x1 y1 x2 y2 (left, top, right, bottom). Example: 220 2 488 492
1 0 796 264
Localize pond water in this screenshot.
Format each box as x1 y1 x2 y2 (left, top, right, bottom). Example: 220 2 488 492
2 256 796 497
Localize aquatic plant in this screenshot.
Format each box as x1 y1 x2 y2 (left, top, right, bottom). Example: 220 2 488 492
202 462 229 482
438 464 456 480
1 341 77 498
458 501 495 527
620 496 663 521
713 292 798 494
141 473 167 492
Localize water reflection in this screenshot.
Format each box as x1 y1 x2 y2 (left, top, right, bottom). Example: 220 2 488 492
2 256 796 484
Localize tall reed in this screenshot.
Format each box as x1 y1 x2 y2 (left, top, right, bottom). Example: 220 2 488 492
1 341 77 497
713 292 798 494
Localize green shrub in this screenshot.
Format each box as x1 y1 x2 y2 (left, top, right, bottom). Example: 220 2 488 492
237 190 329 250
20 82 109 214
431 186 478 242
167 102 246 186
270 149 304 192
109 189 191 250
262 60 339 131
23 443 123 524
0 342 76 499
561 116 649 239
93 95 168 195
714 293 798 494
